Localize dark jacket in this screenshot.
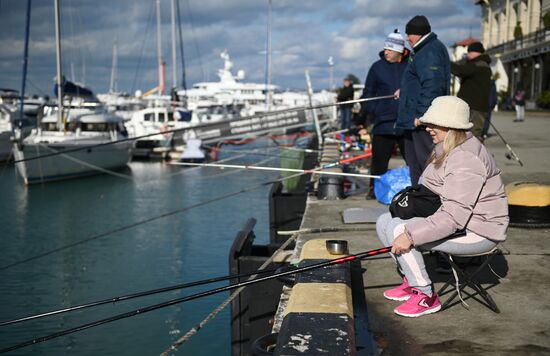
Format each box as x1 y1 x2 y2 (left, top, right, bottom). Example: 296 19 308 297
337 85 355 108
451 53 492 113
396 33 451 130
360 50 409 135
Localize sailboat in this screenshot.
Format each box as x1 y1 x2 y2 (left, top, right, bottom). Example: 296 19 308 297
12 0 133 184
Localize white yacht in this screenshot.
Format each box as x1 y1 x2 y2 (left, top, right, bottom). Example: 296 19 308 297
13 99 133 184
181 51 336 118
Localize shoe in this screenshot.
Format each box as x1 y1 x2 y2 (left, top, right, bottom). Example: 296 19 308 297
394 288 442 317
383 278 413 301
366 190 376 200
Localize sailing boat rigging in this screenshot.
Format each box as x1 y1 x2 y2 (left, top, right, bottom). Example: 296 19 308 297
13 0 133 184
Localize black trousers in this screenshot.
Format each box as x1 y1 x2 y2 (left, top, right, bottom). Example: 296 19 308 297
404 128 433 185
370 134 406 189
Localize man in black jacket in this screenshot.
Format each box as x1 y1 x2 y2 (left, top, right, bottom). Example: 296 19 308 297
337 78 355 130
451 41 492 139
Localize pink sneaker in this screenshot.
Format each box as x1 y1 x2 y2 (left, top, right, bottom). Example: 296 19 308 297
394 288 441 317
383 278 412 301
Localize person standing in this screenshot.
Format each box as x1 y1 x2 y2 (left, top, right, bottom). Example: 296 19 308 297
337 78 355 130
359 30 408 199
451 41 492 140
395 15 451 185
513 85 526 122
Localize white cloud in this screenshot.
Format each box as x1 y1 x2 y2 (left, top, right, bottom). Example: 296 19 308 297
0 0 481 93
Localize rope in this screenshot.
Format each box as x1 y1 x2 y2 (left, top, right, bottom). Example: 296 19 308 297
159 234 298 356
12 96 389 165
449 255 469 309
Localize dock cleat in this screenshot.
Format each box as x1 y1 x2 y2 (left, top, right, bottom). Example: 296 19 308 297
393 288 441 317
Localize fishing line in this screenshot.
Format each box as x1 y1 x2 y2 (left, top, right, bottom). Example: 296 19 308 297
0 168 307 271
171 162 380 179
160 233 298 354
0 246 392 354
12 96 392 164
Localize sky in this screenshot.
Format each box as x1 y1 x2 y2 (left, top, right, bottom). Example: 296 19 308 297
0 0 481 97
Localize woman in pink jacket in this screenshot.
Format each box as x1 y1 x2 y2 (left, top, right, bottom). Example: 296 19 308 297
376 96 508 317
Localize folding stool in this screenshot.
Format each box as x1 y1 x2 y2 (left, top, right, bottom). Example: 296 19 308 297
437 247 501 313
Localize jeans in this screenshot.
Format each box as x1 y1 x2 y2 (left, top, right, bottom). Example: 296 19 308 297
403 128 433 185
340 107 352 130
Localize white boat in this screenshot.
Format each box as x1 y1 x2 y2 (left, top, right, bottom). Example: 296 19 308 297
181 51 336 118
13 99 133 184
0 104 14 162
97 91 146 122
126 100 196 157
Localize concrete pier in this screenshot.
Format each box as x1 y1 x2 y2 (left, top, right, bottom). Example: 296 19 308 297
274 111 550 355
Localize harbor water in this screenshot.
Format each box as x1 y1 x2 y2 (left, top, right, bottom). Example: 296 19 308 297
0 139 303 355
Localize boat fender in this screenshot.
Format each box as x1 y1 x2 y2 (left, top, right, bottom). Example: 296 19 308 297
506 181 550 228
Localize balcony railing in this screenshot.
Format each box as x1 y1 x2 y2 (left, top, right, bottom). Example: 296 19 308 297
486 27 550 57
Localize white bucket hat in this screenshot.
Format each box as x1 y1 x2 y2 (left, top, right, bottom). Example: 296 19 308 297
419 96 473 130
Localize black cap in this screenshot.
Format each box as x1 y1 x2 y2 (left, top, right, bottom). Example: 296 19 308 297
467 41 485 53
405 15 431 36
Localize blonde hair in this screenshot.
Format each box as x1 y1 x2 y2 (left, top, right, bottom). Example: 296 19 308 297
428 129 468 167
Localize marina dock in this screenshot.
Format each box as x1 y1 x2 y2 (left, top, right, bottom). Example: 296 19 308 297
270 110 550 355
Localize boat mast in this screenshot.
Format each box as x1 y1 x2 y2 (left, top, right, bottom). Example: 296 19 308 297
109 37 118 93
175 0 187 92
54 0 64 130
156 0 164 96
264 0 272 111
171 0 177 93
19 0 32 122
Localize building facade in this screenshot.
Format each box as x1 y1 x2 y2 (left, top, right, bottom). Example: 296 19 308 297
477 0 550 108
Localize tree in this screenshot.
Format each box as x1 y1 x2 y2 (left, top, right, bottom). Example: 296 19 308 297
345 73 360 85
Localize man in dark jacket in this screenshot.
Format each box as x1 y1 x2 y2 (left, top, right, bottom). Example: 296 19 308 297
337 78 355 130
359 29 408 199
396 15 451 185
451 41 492 139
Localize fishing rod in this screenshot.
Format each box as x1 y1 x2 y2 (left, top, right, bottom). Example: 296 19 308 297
489 121 524 166
0 264 285 328
201 146 304 161
0 246 392 354
322 128 349 136
170 162 380 179
13 95 394 164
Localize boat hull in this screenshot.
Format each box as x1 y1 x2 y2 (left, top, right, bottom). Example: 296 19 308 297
13 141 133 184
0 131 13 162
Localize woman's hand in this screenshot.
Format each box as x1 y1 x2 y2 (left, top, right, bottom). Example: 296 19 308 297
391 233 413 255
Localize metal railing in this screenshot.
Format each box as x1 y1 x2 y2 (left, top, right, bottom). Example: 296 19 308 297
486 27 550 57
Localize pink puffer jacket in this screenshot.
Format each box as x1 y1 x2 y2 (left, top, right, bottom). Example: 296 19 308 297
405 133 509 245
